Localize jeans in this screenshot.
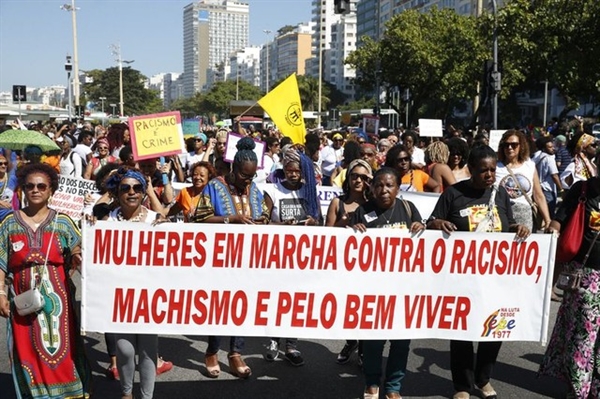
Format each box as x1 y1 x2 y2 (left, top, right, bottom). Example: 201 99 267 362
207 336 245 355
362 339 411 394
450 340 502 391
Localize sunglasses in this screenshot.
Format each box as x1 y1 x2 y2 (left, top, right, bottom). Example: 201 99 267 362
98 146 109 150
350 172 370 182
396 156 411 163
195 139 205 142
119 183 144 193
333 139 344 142
360 152 375 157
23 183 48 192
0 161 7 166
589 143 598 148
503 142 520 149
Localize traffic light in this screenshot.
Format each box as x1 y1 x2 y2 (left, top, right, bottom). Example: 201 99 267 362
334 0 350 14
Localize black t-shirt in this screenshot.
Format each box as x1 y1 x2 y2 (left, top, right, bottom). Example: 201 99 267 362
555 179 600 265
351 199 422 229
429 180 514 232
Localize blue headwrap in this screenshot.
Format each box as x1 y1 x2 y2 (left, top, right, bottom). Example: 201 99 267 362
104 167 147 196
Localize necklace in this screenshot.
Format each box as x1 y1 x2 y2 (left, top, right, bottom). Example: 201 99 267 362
117 207 146 222
379 202 396 224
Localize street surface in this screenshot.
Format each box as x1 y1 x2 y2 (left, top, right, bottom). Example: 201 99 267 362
0 276 567 398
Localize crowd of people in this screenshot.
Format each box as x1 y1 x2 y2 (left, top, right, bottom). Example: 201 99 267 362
0 117 599 398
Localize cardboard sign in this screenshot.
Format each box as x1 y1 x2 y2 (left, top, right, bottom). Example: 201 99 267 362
182 119 201 138
82 222 556 343
223 132 266 169
50 175 98 221
418 119 444 137
128 111 186 161
489 130 507 152
362 116 380 135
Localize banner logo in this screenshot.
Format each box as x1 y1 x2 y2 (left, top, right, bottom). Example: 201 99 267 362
481 307 519 339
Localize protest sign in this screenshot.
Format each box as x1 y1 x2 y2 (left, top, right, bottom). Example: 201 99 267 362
489 130 507 152
50 175 97 221
418 119 444 137
128 111 186 161
82 222 556 343
182 119 200 138
224 132 266 169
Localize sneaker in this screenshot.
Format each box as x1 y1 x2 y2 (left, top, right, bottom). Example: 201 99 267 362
264 339 279 361
284 350 305 367
156 358 173 375
337 341 359 364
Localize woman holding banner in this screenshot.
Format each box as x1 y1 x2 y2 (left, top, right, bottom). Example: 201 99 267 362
103 166 166 399
194 137 270 379
0 163 90 399
167 161 216 222
350 167 424 399
426 145 529 399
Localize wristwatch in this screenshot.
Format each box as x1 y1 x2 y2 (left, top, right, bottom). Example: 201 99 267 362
224 216 230 224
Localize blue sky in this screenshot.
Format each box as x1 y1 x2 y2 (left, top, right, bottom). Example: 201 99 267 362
0 0 312 92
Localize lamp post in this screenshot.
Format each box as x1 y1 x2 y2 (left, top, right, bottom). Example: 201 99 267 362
65 55 73 120
61 1 80 108
99 96 107 113
109 103 117 116
317 46 323 128
491 0 500 130
110 43 134 116
263 30 272 92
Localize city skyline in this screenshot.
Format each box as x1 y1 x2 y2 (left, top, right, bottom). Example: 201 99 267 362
0 0 312 94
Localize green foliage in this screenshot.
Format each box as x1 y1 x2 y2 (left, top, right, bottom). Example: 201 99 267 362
81 67 162 116
338 97 376 111
200 80 262 118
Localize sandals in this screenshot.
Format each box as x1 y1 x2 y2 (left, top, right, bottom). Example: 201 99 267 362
228 352 251 379
364 386 379 399
205 352 220 378
476 382 497 399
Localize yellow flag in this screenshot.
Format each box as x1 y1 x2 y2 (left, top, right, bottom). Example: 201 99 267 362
258 73 305 144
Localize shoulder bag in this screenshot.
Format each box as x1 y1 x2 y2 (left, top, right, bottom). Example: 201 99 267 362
556 181 588 264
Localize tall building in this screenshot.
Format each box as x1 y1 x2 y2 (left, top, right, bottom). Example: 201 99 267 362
147 73 182 108
227 46 261 89
182 1 249 97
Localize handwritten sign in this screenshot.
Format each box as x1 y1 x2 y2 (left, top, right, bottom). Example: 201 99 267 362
50 175 98 221
418 119 443 137
128 111 186 161
224 132 266 169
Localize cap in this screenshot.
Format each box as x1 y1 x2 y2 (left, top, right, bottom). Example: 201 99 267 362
194 133 208 143
556 135 567 143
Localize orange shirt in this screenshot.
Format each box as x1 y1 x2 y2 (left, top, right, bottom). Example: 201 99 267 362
400 169 429 192
176 187 201 222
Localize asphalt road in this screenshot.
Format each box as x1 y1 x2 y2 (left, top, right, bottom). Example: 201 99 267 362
0 293 568 399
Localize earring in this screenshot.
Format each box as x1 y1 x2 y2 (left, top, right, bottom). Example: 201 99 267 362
47 195 53 206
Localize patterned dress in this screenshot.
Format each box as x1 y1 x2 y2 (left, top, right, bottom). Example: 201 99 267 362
0 209 90 399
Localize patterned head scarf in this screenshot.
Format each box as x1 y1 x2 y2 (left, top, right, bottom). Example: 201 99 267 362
577 133 596 153
347 158 373 178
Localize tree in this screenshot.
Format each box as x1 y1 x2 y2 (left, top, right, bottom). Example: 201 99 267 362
81 67 163 116
200 80 262 118
170 92 204 118
346 8 488 125
493 0 600 119
297 75 330 112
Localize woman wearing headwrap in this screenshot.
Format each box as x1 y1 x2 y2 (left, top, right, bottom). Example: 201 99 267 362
261 145 322 366
194 137 270 379
560 132 598 189
84 137 117 180
102 166 165 399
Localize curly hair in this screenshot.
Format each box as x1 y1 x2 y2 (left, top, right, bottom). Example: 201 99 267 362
447 138 470 168
497 129 530 164
425 141 450 164
189 161 217 180
384 145 410 169
17 163 59 192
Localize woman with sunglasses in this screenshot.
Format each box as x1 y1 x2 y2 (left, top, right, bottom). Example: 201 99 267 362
326 159 372 365
384 145 440 193
84 137 117 180
351 167 425 399
496 129 551 231
560 132 598 189
447 138 471 182
102 166 165 399
194 137 270 379
0 163 91 399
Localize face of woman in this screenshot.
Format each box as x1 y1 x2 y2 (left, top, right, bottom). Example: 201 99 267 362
372 173 399 209
118 177 145 209
0 156 7 175
448 150 462 168
233 161 257 191
502 135 521 161
348 166 370 194
23 172 53 207
97 143 110 158
360 148 376 164
584 141 598 158
284 161 302 186
123 130 130 143
470 157 497 189
395 151 411 174
192 166 210 189
403 136 414 149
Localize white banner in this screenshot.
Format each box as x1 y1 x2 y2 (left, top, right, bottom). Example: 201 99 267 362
82 222 556 343
50 175 98 221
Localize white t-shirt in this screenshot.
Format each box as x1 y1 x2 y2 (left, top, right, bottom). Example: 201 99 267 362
59 151 83 177
73 144 92 163
186 152 205 170
495 160 537 206
320 145 343 177
411 147 426 167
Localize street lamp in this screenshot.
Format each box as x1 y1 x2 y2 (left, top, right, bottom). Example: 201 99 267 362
317 46 323 128
110 43 134 116
109 103 117 116
99 96 107 113
61 1 80 108
263 30 272 92
65 55 73 120
491 0 500 130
